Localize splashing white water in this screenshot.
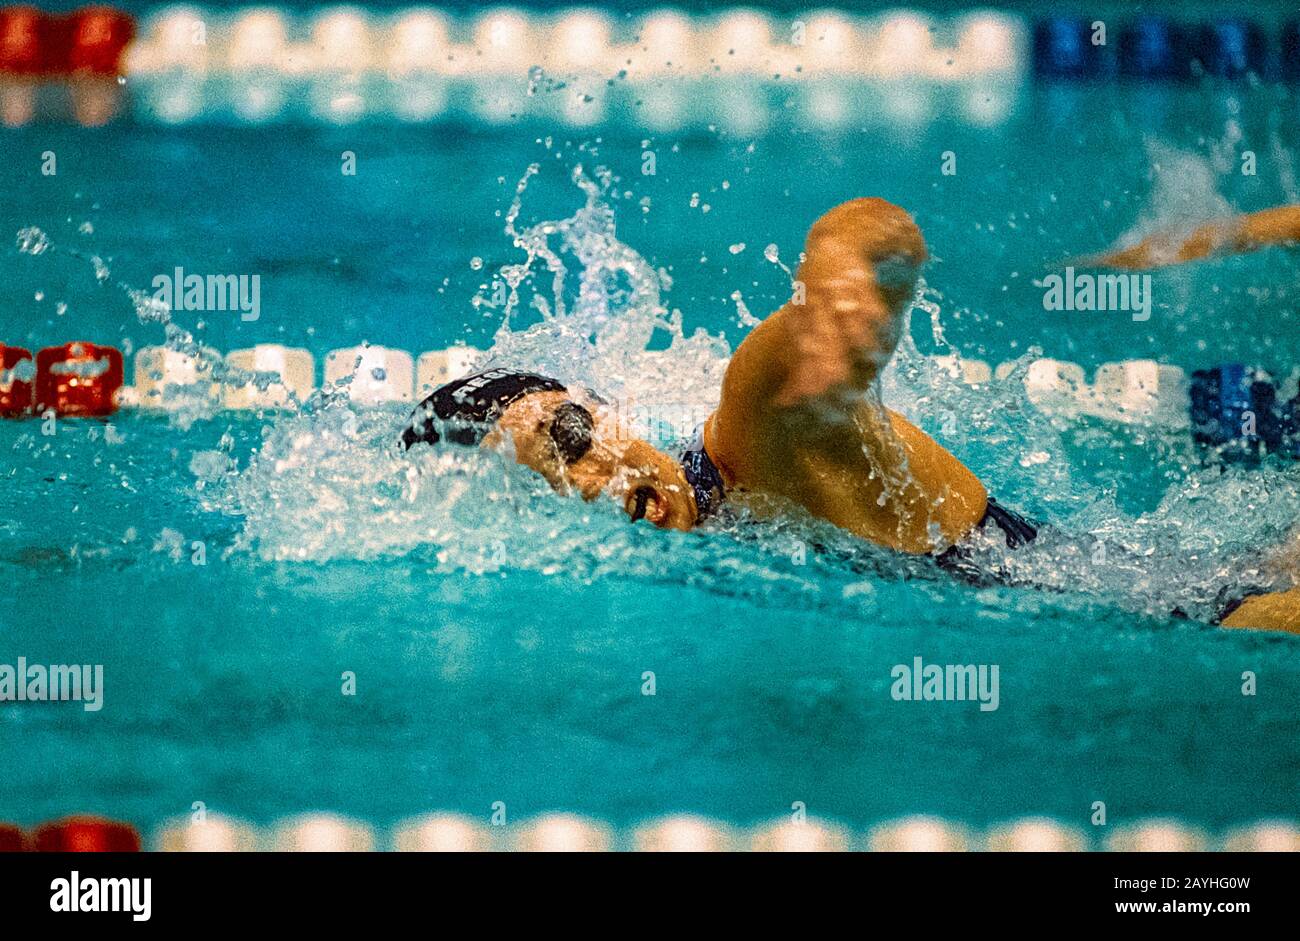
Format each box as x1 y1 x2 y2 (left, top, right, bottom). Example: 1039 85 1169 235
196 165 1300 624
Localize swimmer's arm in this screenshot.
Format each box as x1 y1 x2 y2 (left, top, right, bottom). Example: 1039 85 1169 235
1220 588 1300 634
1082 205 1300 270
1220 534 1300 633
704 199 987 551
705 241 905 470
712 199 922 442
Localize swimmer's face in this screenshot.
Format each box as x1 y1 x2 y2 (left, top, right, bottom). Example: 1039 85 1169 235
484 390 698 531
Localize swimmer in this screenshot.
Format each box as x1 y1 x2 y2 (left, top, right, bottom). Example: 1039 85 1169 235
1080 203 1300 270
1080 203 1300 632
401 198 1297 634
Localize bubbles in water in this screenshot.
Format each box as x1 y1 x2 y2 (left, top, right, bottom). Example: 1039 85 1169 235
1112 141 1235 257
15 227 49 256
730 290 759 328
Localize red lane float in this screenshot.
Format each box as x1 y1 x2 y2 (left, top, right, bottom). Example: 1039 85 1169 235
0 823 27 852
32 816 141 852
0 5 135 76
34 341 123 416
0 5 50 74
0 344 33 416
67 6 135 75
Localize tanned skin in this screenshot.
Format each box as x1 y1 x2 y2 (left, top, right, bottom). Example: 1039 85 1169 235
468 198 1297 634
488 198 988 554
703 198 988 553
1082 204 1300 270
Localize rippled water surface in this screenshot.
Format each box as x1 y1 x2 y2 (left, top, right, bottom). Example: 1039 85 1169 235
3 82 1300 831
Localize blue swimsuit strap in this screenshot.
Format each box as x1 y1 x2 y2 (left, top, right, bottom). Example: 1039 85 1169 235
679 427 726 520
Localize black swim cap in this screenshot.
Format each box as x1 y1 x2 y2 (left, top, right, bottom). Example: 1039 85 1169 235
400 369 567 450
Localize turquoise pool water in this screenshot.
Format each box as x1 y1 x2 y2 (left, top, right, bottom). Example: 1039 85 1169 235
3 77 1300 834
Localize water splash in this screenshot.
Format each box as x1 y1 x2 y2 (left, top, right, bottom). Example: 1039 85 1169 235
202 165 1300 624
1108 140 1235 260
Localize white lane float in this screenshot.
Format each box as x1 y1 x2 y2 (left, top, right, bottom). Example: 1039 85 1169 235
985 817 1087 851
386 9 452 76
707 10 777 76
512 813 613 852
416 347 478 395
465 9 536 77
125 5 212 74
953 11 1026 77
271 813 376 851
749 817 851 852
223 344 315 409
109 7 1036 128
872 11 935 78
794 12 868 76
392 813 494 851
131 344 222 410
324 345 415 404
632 815 736 852
155 814 262 851
226 8 290 72
310 6 375 73
626 9 698 78
868 815 971 851
1219 820 1300 852
1105 819 1208 852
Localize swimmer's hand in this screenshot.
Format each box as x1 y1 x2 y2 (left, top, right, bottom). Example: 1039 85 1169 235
775 198 926 407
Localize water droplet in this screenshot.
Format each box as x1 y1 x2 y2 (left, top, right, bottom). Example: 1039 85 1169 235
15 227 49 256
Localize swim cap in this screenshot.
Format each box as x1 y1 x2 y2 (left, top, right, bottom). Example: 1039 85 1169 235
400 369 567 450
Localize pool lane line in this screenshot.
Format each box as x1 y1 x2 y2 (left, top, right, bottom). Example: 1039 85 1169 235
0 339 1269 432
3 812 1298 851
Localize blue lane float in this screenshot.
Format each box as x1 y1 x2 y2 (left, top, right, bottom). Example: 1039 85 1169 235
1190 364 1300 464
1033 16 1108 79
1195 19 1268 79
1281 22 1300 80
1118 16 1187 80
1036 15 1288 83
